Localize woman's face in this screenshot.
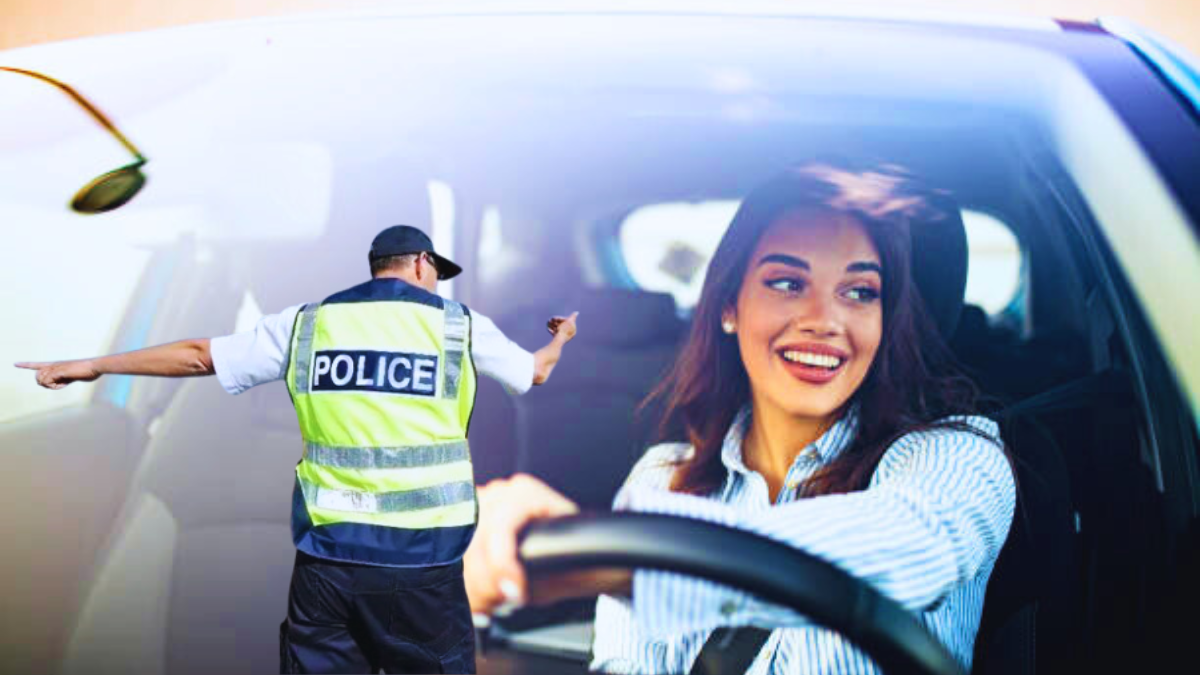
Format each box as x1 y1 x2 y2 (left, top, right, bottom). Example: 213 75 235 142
725 209 884 425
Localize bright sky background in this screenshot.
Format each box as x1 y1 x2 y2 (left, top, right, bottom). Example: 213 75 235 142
1 0 1198 59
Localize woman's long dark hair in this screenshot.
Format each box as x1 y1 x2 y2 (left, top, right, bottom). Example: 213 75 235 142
647 162 986 496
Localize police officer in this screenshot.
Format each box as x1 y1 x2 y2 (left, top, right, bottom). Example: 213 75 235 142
16 224 579 674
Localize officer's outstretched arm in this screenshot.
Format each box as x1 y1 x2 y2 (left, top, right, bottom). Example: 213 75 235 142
15 338 215 390
532 311 578 386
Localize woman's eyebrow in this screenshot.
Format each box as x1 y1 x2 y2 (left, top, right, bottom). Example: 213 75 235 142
846 261 883 275
757 253 810 270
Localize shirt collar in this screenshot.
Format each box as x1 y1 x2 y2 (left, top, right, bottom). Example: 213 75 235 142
720 404 861 476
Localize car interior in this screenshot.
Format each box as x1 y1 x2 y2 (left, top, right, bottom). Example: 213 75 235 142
453 128 1186 674
32 87 1193 675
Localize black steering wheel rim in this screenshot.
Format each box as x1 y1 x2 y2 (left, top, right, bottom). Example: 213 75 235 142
518 513 964 675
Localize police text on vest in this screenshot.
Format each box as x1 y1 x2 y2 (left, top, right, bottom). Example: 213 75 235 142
311 349 439 396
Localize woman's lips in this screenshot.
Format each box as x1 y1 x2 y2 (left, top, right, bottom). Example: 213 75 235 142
780 358 845 384
776 344 849 384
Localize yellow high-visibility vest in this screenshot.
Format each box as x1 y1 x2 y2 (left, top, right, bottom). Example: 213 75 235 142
285 278 477 566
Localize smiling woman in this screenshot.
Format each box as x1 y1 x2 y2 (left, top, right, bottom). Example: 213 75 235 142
467 161 1016 674
720 210 885 498
651 163 989 499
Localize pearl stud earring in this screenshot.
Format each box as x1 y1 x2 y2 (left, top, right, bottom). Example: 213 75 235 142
722 319 736 334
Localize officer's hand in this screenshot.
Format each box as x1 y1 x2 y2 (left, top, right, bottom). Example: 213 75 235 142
546 311 579 343
465 473 578 616
14 360 101 389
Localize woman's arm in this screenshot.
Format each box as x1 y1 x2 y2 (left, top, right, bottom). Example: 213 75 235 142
462 443 685 614
462 446 691 673
465 473 585 614
624 421 1015 638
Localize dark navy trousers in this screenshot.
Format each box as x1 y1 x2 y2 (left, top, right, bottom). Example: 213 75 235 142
279 550 476 674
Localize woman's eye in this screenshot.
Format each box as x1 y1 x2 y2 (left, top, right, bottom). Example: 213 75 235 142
765 277 806 294
845 286 881 303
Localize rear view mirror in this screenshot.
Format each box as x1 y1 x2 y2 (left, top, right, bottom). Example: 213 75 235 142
70 162 147 213
1 66 148 214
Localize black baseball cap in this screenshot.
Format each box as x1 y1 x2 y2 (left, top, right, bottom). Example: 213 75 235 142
368 225 463 280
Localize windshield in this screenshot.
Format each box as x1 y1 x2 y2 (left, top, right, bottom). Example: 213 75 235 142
2 14 1198 675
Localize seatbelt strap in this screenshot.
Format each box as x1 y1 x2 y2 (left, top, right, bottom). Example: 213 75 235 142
690 626 773 675
996 368 1131 419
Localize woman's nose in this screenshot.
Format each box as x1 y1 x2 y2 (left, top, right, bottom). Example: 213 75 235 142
793 294 842 337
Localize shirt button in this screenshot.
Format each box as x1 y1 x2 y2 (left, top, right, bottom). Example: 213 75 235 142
720 600 738 617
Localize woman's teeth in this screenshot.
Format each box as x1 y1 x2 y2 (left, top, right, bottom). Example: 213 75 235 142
781 350 843 369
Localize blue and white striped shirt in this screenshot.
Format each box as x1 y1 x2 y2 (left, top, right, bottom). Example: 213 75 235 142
590 408 1015 674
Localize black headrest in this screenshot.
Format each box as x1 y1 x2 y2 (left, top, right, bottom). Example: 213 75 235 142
909 195 968 340
570 288 682 348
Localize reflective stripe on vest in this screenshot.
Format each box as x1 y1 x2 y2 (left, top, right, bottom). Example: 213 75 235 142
285 280 478 563
292 302 320 394
442 300 468 399
304 440 469 469
298 478 475 514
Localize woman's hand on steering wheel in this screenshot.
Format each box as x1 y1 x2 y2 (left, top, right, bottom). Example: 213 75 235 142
466 473 579 615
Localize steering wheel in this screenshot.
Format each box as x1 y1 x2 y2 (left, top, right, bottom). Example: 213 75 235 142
517 513 965 675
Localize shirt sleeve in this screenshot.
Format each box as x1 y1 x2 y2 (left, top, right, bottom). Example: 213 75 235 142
590 444 693 673
591 594 665 675
469 311 536 396
209 304 304 395
624 419 1015 639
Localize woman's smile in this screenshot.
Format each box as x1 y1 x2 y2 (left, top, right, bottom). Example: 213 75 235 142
776 342 850 384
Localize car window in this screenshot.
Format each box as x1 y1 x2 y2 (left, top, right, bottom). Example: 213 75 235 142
614 200 1025 319
428 179 458 299
616 200 738 311
0 207 152 423
962 211 1024 316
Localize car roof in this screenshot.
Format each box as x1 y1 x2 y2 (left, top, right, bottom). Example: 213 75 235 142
0 7 1105 170
236 1 1064 31
0 0 1173 248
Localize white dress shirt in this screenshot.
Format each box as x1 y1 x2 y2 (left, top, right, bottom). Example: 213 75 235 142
591 407 1015 674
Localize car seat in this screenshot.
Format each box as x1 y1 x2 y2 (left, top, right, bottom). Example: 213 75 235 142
59 243 341 675
60 377 299 675
905 200 1080 675
954 313 1093 673
507 287 686 511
